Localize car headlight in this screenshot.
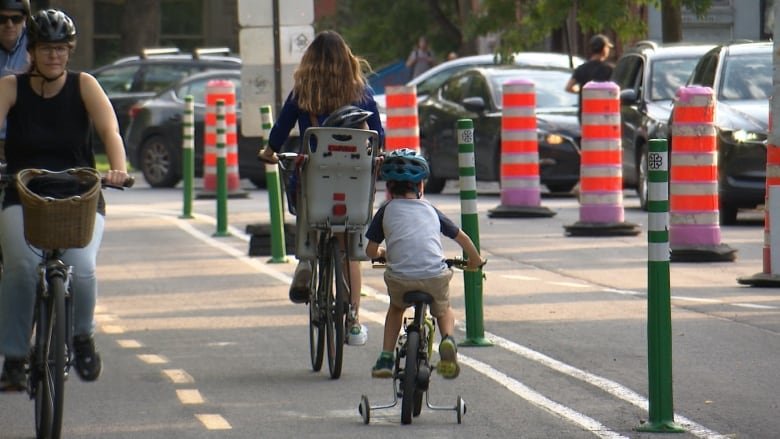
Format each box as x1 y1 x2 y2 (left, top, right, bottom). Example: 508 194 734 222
721 129 766 145
539 133 565 145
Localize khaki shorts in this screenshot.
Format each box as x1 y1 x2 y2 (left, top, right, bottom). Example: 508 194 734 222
384 268 453 317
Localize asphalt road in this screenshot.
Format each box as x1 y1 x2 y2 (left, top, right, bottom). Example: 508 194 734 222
1 178 778 438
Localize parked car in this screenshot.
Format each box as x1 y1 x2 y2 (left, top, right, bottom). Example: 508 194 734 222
374 52 585 121
124 69 265 188
612 41 716 209
91 47 241 151
677 41 771 224
418 65 581 193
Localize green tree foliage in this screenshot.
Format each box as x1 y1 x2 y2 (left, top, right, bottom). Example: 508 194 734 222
316 0 463 71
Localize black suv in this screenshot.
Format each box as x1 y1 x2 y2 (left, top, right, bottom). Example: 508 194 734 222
681 41 771 224
612 41 715 209
91 47 241 151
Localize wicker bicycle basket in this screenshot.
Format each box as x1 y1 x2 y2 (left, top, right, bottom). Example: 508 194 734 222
16 168 101 250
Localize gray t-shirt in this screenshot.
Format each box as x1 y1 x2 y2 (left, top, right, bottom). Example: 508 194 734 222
366 198 459 278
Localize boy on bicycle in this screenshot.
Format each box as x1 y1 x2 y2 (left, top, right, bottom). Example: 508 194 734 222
365 149 484 379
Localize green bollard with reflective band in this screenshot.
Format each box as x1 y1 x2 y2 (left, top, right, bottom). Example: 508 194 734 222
214 99 230 237
456 119 491 347
636 139 684 433
180 95 195 219
261 105 287 263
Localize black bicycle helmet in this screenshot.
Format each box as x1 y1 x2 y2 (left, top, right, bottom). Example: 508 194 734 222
380 148 429 183
0 0 30 15
322 105 373 128
28 9 76 46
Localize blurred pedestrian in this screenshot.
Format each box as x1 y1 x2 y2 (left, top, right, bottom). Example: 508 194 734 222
447 51 458 61
565 33 614 121
0 0 30 161
406 36 435 79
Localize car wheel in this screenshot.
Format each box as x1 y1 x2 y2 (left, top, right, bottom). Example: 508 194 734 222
249 176 267 189
720 204 738 225
421 147 446 194
637 144 649 211
140 135 181 188
546 183 576 193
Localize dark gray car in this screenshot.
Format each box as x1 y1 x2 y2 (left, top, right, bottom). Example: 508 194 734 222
612 41 715 210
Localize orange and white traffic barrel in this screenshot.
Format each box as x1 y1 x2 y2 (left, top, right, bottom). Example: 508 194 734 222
739 107 778 285
384 85 419 153
564 81 639 236
669 86 735 261
197 79 247 198
488 78 554 218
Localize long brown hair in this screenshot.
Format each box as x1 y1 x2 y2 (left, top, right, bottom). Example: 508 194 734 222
293 30 370 115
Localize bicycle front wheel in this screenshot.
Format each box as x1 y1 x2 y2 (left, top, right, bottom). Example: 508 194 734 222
325 237 347 379
34 274 66 439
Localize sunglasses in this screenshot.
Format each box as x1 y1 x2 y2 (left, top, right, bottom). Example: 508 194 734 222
0 14 24 25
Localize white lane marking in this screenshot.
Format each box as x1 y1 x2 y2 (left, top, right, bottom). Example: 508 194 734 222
460 355 629 439
137 354 168 364
177 389 204 404
116 339 143 348
122 209 728 438
502 274 540 281
195 414 232 430
734 303 777 310
163 369 195 384
480 330 729 439
549 281 591 288
100 325 125 334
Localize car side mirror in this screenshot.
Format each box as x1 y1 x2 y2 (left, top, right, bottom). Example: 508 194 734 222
620 89 638 105
462 96 486 113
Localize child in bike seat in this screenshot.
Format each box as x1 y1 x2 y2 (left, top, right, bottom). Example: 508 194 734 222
365 149 484 379
257 30 383 346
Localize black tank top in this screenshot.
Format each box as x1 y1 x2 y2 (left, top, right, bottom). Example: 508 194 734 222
4 71 104 213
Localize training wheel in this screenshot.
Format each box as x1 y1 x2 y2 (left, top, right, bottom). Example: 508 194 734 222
456 396 466 424
359 395 370 424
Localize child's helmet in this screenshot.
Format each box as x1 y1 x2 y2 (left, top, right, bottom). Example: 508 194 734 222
322 105 373 128
28 9 76 45
380 148 429 182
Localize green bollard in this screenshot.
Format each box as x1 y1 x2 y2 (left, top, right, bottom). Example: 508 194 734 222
455 119 491 347
213 99 230 237
261 105 288 263
180 95 195 219
636 139 684 433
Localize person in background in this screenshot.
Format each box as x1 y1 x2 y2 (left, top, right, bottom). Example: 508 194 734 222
0 0 30 161
0 9 130 391
258 30 384 347
447 51 458 61
565 33 614 122
406 36 435 79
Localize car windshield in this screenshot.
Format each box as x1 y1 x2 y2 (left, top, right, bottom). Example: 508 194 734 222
489 70 577 109
649 58 700 101
719 53 771 101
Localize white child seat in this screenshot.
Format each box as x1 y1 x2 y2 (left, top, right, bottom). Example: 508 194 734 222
300 127 379 232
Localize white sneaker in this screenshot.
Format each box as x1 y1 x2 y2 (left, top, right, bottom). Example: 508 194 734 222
347 323 367 346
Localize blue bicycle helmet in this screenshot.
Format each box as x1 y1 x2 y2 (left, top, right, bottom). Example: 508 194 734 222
380 148 429 183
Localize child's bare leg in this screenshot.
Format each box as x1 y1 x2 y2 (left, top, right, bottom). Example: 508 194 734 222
436 306 455 339
349 259 362 312
383 303 405 352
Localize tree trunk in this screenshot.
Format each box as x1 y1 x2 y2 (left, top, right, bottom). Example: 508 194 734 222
120 0 160 55
661 0 682 43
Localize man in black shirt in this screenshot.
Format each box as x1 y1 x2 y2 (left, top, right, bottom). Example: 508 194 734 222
565 34 614 121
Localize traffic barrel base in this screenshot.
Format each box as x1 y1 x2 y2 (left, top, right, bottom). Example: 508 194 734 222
737 272 780 287
670 244 737 262
488 204 556 218
246 222 295 257
563 220 641 237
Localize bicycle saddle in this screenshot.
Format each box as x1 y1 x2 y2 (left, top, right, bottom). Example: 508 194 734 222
403 290 433 305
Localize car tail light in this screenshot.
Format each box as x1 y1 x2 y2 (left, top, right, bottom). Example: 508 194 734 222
128 104 143 120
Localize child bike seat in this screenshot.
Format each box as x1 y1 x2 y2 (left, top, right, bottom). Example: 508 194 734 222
403 290 434 305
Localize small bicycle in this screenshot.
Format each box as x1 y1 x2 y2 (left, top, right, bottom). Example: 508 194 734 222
359 258 482 425
278 126 380 379
1 167 132 439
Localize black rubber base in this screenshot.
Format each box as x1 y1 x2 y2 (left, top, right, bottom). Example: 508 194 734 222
737 272 780 287
487 204 557 218
670 244 737 262
563 221 641 237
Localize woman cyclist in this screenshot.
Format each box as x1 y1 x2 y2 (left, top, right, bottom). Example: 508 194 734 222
258 30 384 346
0 9 129 390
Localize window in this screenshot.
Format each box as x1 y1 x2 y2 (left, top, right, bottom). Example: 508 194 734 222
93 64 138 94
650 58 700 101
